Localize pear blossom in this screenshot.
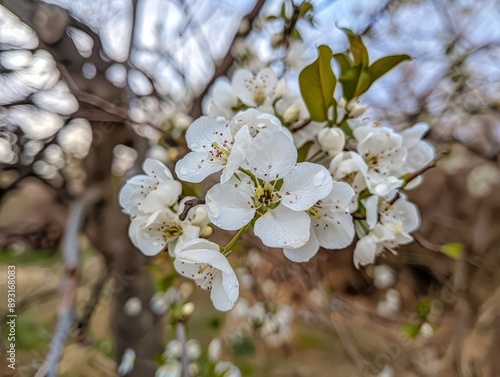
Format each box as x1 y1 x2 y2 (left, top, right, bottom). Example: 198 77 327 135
128 197 207 257
329 151 368 212
354 125 406 197
229 108 284 137
398 122 436 189
231 67 278 107
214 361 242 377
175 116 252 184
206 130 333 249
283 181 355 262
173 239 239 311
119 158 182 215
353 195 420 268
209 78 240 119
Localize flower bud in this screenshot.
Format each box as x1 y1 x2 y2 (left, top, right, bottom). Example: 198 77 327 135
208 338 222 361
346 99 367 118
181 302 195 317
185 339 202 360
317 127 345 155
283 102 301 124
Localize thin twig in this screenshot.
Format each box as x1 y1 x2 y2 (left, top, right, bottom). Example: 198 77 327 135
176 321 191 377
412 232 441 253
34 188 101 377
178 198 206 221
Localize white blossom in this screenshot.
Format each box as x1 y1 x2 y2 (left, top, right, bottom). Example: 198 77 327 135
329 151 368 212
283 181 355 262
214 361 242 377
117 348 136 376
231 67 278 107
354 125 406 197
206 130 332 249
174 239 239 311
128 197 204 257
353 195 420 268
175 116 252 184
119 158 182 215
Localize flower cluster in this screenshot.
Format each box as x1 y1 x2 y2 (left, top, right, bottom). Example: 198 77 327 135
119 64 436 312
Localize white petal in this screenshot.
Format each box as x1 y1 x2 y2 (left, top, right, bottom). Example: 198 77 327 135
211 270 239 311
175 239 233 274
401 122 429 149
232 69 257 107
175 151 223 183
353 234 381 269
254 204 310 249
281 163 333 211
206 178 255 230
364 195 379 230
328 181 355 209
221 124 252 183
185 116 231 153
256 68 277 97
283 226 320 262
246 130 297 181
143 158 174 182
140 180 183 212
313 211 354 249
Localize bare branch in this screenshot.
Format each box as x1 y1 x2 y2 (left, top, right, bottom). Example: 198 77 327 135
34 187 101 377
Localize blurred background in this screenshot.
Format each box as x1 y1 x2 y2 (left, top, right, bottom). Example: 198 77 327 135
0 0 500 376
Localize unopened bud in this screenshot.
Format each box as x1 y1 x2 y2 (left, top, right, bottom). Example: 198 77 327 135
283 102 301 124
124 297 142 316
181 302 195 317
208 338 222 361
346 99 367 118
200 225 213 238
317 127 345 155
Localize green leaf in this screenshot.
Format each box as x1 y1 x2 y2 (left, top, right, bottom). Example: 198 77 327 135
416 299 431 321
297 140 314 162
340 64 362 101
340 28 369 67
299 45 336 122
333 53 352 75
403 324 421 340
441 242 464 260
368 54 411 83
299 2 313 18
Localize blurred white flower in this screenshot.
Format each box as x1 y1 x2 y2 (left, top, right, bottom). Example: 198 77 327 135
185 339 202 361
215 361 242 377
208 338 222 361
467 163 500 198
155 361 182 377
174 239 239 311
377 289 401 316
123 297 142 316
117 348 136 376
373 264 396 289
164 340 182 360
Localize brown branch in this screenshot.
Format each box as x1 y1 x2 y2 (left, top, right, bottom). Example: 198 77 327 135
178 198 206 221
412 232 441 253
400 150 447 190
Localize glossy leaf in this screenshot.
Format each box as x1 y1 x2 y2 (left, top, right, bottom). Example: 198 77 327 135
340 28 369 67
369 54 411 82
299 45 336 122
